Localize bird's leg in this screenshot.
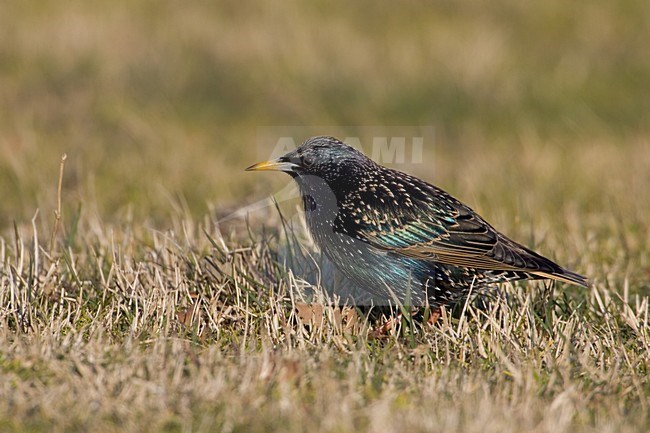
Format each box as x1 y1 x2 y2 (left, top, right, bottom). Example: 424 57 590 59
427 306 442 325
369 312 403 339
369 306 443 339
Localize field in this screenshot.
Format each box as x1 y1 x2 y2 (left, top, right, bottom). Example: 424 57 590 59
1 1 649 432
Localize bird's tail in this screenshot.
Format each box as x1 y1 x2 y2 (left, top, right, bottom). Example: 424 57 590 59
531 268 589 287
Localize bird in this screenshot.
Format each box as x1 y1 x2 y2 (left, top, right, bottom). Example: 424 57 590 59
246 136 587 325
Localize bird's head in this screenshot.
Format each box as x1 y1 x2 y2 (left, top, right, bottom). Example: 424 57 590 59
246 136 372 183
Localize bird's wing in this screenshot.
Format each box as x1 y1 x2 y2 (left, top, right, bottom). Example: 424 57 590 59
354 195 521 269
344 179 587 286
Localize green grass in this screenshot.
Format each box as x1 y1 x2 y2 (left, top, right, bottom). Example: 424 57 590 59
1 1 649 432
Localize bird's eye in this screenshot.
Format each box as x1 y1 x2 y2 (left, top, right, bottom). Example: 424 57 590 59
302 155 315 167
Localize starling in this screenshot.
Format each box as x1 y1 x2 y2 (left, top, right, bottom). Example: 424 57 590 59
246 136 587 314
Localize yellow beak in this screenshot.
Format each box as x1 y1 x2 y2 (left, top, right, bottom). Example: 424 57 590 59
245 158 298 172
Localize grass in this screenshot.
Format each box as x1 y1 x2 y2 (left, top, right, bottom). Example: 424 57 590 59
1 1 650 432
0 203 648 433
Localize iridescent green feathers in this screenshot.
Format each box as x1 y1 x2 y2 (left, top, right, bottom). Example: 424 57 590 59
348 176 588 287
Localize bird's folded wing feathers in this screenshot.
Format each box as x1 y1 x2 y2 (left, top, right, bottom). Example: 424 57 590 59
335 171 587 287
353 194 582 281
359 204 529 271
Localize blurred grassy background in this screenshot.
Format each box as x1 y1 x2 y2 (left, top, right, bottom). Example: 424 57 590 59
0 0 648 231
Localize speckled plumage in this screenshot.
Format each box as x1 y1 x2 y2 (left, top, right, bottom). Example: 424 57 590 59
247 136 588 308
